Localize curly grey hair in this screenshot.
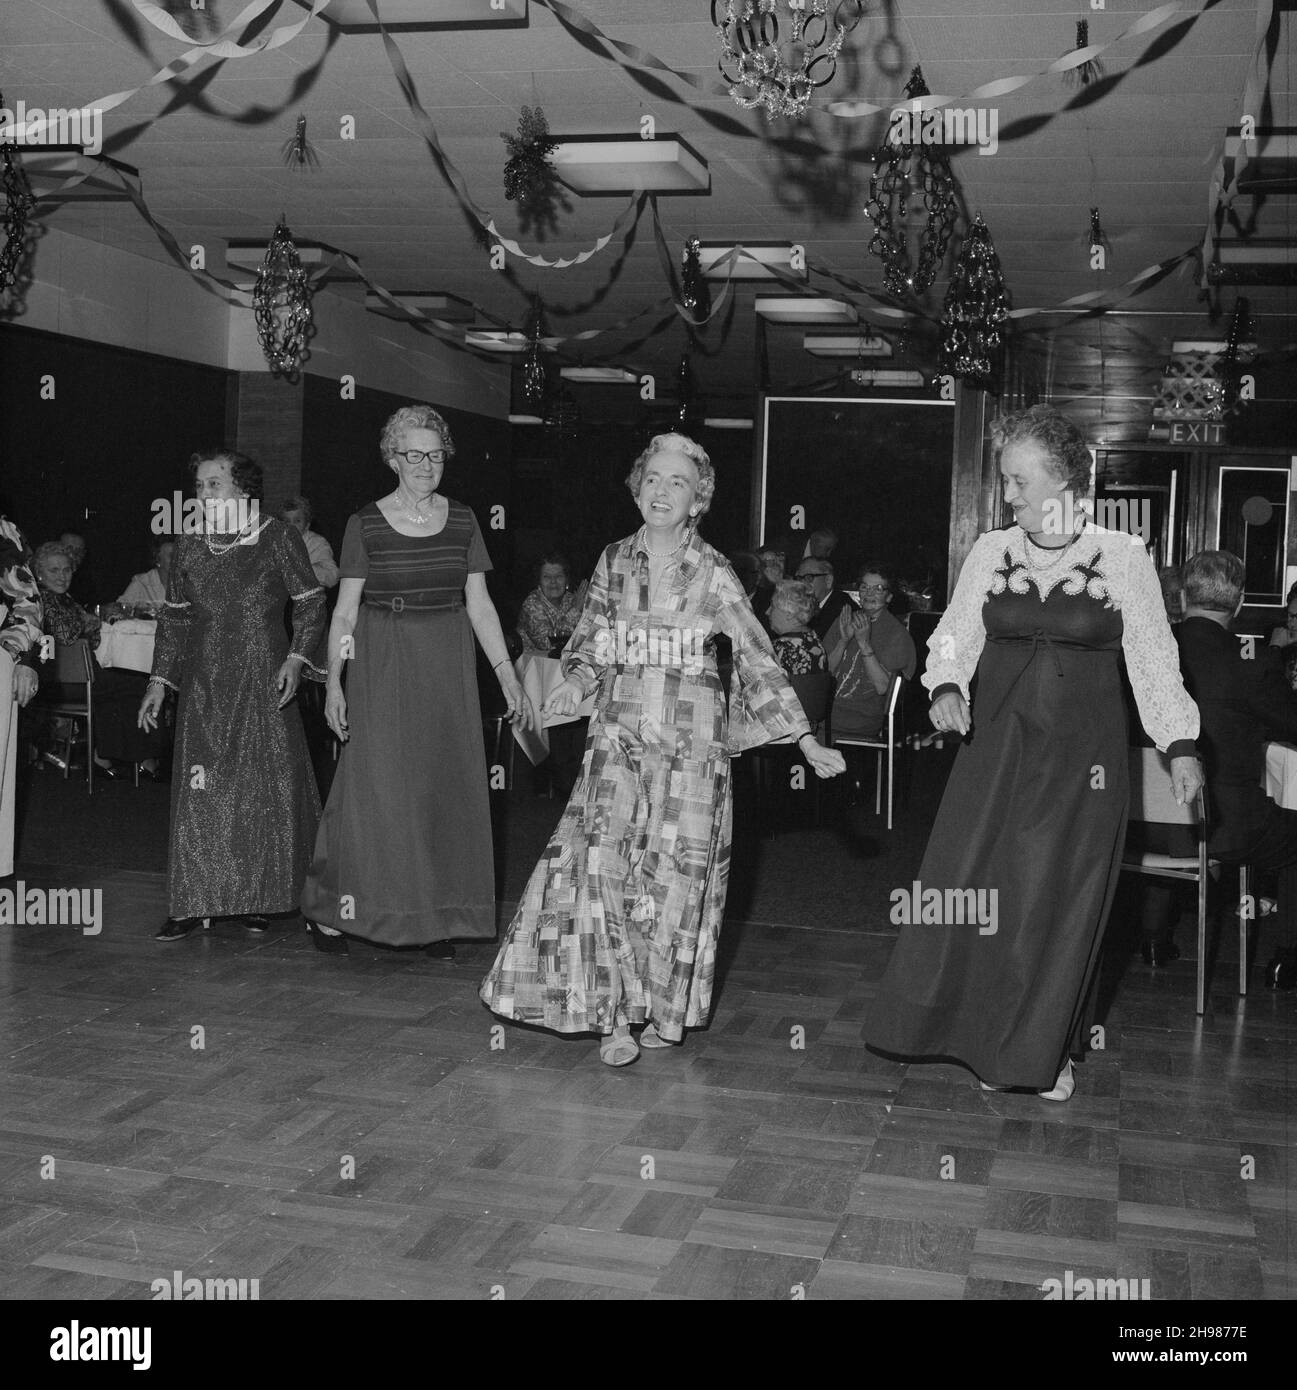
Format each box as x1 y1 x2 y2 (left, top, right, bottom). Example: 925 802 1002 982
771 577 816 626
380 405 456 464
990 405 1092 498
625 432 716 518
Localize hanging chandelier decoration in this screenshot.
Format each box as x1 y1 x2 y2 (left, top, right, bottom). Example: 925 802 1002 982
679 237 711 327
281 115 321 171
939 215 1011 391
1063 19 1104 87
0 91 38 297
501 105 570 240
1219 296 1252 416
252 216 314 379
864 66 959 298
676 352 702 430
712 0 868 122
521 297 550 413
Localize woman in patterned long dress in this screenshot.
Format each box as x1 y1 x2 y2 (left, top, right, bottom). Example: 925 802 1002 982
866 407 1201 1100
480 433 845 1066
300 406 532 957
138 450 326 941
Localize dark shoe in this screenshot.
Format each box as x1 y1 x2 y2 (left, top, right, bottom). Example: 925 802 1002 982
93 760 121 780
424 941 455 959
241 915 270 934
1140 939 1181 967
1264 950 1297 990
155 916 206 942
306 921 349 955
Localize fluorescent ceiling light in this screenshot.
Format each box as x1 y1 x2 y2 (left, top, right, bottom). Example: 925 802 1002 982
803 333 892 358
755 296 857 325
289 0 528 30
844 369 926 387
551 137 708 195
466 331 557 352
508 413 545 425
366 291 476 322
703 418 754 429
559 367 638 383
226 240 333 270
697 242 806 283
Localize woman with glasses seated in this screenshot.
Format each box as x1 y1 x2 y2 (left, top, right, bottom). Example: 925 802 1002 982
825 563 916 738
1269 581 1297 692
300 406 533 957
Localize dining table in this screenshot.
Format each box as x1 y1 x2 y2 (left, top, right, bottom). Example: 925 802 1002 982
95 618 157 675
511 649 595 766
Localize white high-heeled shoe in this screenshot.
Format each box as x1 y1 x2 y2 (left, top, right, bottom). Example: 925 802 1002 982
1038 1059 1075 1102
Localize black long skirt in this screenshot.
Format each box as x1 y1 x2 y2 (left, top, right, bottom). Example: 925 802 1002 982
866 639 1129 1091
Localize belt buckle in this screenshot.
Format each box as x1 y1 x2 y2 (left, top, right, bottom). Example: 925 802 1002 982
391 596 405 614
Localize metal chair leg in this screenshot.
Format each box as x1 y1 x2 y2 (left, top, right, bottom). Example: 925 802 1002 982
1195 859 1208 1015
1238 864 1251 996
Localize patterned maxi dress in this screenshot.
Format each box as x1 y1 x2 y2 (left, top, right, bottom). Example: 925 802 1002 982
866 523 1199 1090
151 519 325 919
480 527 811 1041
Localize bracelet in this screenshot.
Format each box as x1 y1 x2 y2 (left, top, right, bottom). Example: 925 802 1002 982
493 658 512 671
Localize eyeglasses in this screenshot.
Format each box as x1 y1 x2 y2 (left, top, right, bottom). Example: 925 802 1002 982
860 583 890 594
396 450 446 465
797 569 829 580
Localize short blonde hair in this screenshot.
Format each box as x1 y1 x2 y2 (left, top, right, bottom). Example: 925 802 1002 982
771 578 816 626
625 432 716 518
381 405 456 464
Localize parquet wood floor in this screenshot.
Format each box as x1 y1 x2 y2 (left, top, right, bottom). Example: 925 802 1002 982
0 861 1292 1301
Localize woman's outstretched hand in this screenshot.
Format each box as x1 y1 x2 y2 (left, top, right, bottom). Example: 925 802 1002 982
138 682 164 731
801 739 846 779
541 675 584 721
1169 754 1203 807
930 690 971 737
499 665 536 730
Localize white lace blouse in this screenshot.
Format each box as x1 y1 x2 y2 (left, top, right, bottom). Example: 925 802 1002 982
923 523 1199 754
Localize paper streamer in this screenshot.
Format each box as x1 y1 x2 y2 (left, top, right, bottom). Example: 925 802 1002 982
366 0 646 271
9 0 334 146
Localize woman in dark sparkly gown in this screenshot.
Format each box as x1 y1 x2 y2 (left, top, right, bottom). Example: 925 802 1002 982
867 407 1201 1101
299 406 531 957
139 451 325 941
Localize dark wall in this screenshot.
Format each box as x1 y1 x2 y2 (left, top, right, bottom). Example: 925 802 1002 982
0 323 232 599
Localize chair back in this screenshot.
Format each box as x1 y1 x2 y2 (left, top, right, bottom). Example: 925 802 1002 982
1128 746 1202 829
884 670 904 720
50 638 96 687
788 670 832 728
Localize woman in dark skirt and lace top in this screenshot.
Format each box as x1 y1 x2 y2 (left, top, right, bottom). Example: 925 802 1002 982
866 407 1201 1101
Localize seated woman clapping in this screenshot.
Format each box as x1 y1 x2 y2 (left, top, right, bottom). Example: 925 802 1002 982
825 563 916 737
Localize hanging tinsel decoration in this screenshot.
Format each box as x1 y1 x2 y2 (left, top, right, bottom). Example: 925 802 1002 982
680 237 711 327
281 115 321 171
252 216 314 379
864 66 959 298
712 0 868 122
1063 19 1103 87
501 106 570 240
521 297 549 413
939 215 1011 392
1219 297 1251 415
1088 207 1107 255
0 91 37 297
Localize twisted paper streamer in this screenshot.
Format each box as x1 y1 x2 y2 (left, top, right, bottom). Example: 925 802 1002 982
9 0 333 146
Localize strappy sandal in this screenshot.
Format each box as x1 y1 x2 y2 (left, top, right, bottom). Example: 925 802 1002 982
639 1023 675 1049
599 1031 639 1067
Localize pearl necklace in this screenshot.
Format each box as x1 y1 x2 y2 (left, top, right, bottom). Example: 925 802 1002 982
205 517 270 555
645 533 688 559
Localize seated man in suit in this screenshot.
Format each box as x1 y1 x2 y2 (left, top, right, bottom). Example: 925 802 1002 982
796 557 857 639
1141 550 1297 987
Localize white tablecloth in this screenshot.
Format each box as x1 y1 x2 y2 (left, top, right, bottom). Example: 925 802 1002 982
511 651 594 765
95 619 156 675
1264 741 1297 811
